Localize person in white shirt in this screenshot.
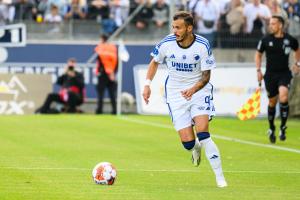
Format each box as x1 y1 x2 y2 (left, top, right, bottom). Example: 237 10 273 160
44 4 62 23
243 0 271 34
194 0 220 46
142 11 227 188
243 0 271 47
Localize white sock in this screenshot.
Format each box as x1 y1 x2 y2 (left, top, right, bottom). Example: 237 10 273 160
200 137 225 180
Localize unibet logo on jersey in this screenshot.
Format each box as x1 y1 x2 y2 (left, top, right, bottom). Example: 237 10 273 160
171 62 197 72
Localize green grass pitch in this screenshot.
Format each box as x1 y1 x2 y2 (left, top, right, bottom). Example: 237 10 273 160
0 115 299 200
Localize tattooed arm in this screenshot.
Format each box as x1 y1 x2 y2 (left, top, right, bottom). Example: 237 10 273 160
181 70 211 100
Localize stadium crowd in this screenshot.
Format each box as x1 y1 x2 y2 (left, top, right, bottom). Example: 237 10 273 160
0 0 300 46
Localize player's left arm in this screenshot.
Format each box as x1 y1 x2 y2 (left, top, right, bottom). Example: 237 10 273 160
181 70 210 101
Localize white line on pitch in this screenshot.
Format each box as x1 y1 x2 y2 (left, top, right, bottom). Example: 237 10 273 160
0 167 300 174
119 117 300 154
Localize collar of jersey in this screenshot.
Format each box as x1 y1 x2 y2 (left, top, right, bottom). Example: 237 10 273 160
176 34 196 49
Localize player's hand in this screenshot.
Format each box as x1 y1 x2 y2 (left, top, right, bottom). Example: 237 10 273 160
181 87 197 101
108 73 115 81
143 86 151 104
257 71 263 82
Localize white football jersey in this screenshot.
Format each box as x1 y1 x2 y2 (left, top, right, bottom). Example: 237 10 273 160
151 34 216 104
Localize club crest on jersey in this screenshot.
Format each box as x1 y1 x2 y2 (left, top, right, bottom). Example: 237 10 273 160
152 47 159 56
206 58 215 65
283 39 290 45
194 54 200 61
269 41 273 46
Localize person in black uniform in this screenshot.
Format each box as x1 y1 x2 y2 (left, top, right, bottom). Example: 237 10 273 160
255 15 300 143
36 58 85 114
94 34 118 114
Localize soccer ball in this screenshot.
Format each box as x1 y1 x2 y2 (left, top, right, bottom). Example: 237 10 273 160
92 162 117 185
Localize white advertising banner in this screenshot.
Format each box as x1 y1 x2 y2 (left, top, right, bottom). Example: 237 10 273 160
211 66 268 116
134 64 169 115
134 64 268 116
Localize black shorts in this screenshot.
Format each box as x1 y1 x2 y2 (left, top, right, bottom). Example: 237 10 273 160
264 71 292 98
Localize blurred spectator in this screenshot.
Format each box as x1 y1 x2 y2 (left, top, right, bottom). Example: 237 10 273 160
219 0 244 48
187 0 200 16
187 0 200 29
45 0 66 16
283 0 300 37
194 0 220 47
64 0 87 19
133 0 153 30
13 0 36 20
44 4 62 23
88 0 108 20
226 0 244 35
0 0 15 24
265 0 288 28
89 0 117 34
169 0 188 12
110 0 129 29
129 0 138 14
36 0 48 18
152 0 169 28
35 58 85 114
243 0 271 47
218 0 231 47
219 0 231 14
94 34 118 114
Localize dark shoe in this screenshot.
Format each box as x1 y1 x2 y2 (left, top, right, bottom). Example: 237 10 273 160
279 126 287 141
35 107 48 114
268 128 276 144
34 107 42 114
95 109 103 114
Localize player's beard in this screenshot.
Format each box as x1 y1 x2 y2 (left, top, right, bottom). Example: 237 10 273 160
270 26 281 35
176 31 188 43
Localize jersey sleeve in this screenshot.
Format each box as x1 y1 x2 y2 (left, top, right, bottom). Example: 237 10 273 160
150 45 165 64
257 38 265 53
150 36 172 64
200 42 216 71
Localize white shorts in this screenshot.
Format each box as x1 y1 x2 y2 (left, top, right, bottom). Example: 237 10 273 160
166 84 215 131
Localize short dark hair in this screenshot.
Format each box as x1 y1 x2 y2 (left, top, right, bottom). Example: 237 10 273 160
272 15 285 26
100 34 109 42
173 11 194 27
68 57 77 63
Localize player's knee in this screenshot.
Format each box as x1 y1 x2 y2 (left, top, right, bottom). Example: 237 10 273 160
182 140 195 150
268 99 277 107
279 95 288 103
197 132 210 141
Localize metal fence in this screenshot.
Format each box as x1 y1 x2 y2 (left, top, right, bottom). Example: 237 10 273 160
13 19 300 47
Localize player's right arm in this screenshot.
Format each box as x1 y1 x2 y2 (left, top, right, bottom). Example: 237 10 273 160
255 51 263 83
143 59 159 104
255 38 265 83
143 35 170 104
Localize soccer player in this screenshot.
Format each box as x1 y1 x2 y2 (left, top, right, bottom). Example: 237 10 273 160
142 11 227 188
256 15 300 143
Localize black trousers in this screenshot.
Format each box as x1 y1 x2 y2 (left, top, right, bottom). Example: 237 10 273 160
40 92 82 113
96 74 117 114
